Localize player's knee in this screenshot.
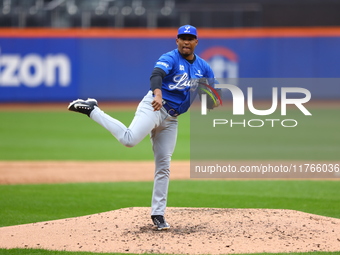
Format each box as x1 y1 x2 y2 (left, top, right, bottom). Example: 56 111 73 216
120 133 139 148
124 143 135 148
123 140 138 148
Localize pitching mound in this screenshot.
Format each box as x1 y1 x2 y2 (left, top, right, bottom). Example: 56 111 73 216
0 207 339 254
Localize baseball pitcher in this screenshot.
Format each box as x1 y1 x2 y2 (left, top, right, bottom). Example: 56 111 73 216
68 25 220 230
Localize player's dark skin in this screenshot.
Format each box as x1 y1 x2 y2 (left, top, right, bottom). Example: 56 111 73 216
151 35 198 111
176 35 198 60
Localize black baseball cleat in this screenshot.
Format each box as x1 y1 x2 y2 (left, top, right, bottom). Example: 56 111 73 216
68 98 98 117
151 215 170 230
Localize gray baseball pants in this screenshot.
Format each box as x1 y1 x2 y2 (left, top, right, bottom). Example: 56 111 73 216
90 91 178 216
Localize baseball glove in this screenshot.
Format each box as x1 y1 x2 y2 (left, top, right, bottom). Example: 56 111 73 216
197 80 222 109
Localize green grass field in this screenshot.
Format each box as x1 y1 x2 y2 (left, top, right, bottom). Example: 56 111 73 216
0 108 339 160
190 107 340 160
0 107 339 255
0 110 190 160
1 180 339 228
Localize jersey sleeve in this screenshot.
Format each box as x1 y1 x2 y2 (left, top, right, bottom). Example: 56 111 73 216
154 53 174 75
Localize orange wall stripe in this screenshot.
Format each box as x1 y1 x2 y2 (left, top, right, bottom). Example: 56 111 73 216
0 27 340 38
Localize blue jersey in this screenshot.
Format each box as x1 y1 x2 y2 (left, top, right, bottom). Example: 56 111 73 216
154 49 215 115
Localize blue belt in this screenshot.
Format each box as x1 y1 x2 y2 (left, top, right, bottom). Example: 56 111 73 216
163 102 180 117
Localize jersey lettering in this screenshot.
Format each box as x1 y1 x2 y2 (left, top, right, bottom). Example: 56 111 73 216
168 73 194 90
156 61 169 68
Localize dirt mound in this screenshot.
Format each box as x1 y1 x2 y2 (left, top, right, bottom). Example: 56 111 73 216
0 207 339 254
0 161 190 184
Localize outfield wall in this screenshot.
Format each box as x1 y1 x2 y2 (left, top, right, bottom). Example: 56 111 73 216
0 27 340 102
